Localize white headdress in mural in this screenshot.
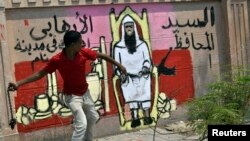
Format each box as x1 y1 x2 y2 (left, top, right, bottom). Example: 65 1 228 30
116 15 143 47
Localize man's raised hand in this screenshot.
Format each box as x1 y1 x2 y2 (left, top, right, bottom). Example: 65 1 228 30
8 82 18 91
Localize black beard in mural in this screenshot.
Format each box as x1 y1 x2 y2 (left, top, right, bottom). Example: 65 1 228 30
125 32 137 54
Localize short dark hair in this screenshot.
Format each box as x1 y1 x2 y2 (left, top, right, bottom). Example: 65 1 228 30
63 30 81 47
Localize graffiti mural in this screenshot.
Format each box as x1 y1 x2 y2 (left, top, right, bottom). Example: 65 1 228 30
110 7 176 130
8 3 216 132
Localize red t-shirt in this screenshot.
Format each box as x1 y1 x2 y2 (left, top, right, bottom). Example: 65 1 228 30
42 48 97 96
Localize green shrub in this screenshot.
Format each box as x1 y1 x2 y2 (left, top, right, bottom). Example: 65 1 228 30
187 69 250 140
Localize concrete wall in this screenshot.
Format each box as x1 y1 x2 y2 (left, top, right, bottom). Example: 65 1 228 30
0 0 249 140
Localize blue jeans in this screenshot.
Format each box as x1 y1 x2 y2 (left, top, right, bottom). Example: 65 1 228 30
65 90 99 141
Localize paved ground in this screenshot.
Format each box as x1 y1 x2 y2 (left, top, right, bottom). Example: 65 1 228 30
95 124 202 141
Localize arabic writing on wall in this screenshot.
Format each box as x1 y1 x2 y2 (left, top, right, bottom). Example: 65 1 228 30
14 12 93 63
162 7 215 51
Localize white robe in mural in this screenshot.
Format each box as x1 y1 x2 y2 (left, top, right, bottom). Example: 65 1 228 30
113 15 152 109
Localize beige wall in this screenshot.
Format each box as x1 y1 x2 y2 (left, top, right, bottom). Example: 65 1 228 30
1 4 13 138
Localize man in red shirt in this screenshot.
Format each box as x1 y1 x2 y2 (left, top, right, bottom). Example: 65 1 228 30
8 30 127 141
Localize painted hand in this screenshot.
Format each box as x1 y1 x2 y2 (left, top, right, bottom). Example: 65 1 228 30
120 74 127 83
141 66 150 75
119 65 127 75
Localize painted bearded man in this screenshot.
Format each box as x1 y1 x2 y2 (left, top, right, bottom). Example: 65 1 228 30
113 15 153 128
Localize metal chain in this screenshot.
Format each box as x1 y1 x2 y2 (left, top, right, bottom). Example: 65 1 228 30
7 89 16 130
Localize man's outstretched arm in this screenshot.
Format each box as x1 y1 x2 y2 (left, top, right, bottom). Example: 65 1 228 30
97 52 127 75
8 70 48 91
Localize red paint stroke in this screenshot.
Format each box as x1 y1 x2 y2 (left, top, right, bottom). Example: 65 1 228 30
24 19 29 26
153 49 194 104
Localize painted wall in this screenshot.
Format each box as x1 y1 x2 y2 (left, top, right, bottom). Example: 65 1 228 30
2 0 249 139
